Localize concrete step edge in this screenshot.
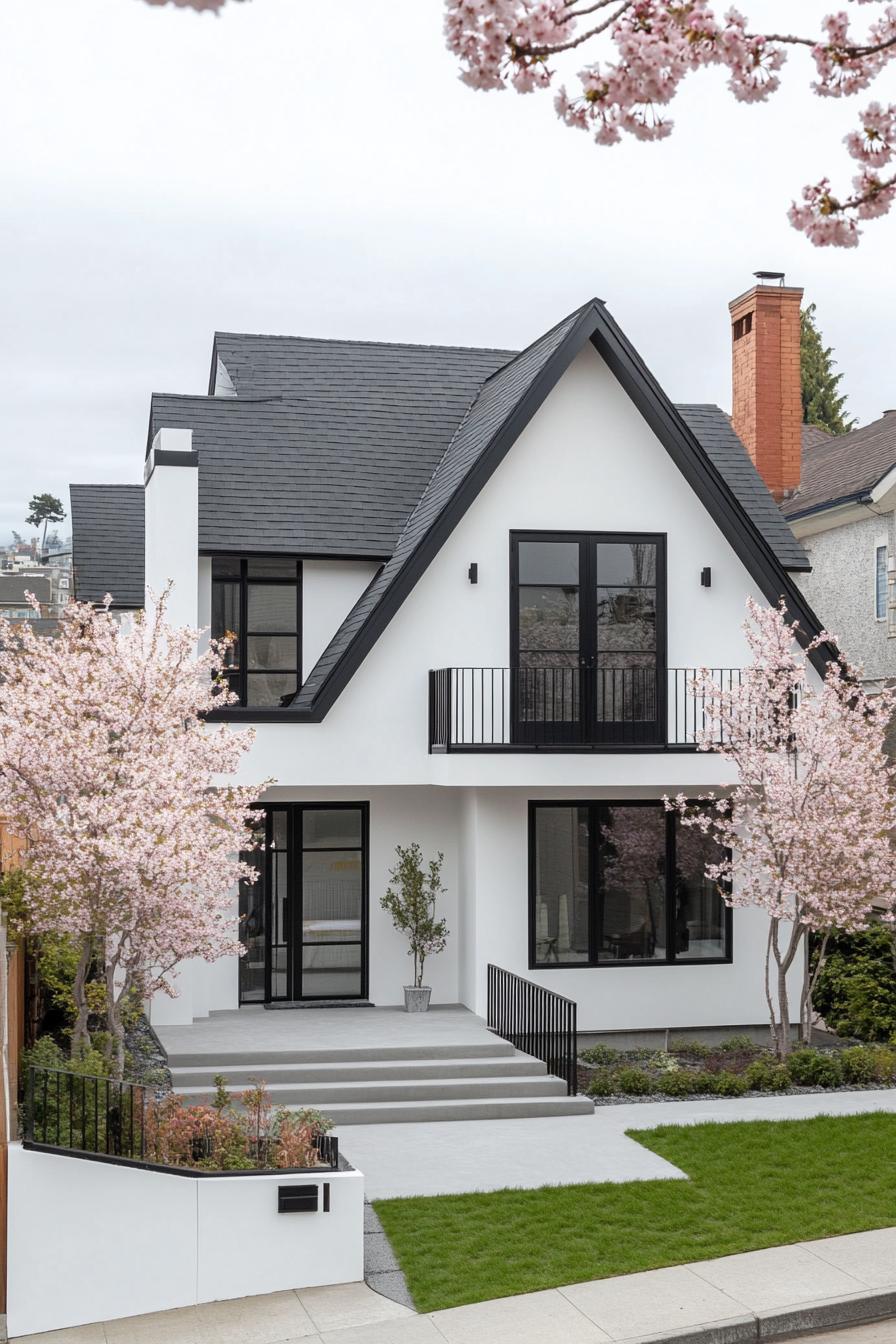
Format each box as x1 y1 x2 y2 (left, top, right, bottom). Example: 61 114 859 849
163 1041 518 1067
174 1077 570 1103
169 1056 548 1084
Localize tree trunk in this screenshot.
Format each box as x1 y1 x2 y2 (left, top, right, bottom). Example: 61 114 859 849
800 931 829 1046
105 960 127 1080
71 935 93 1054
776 958 791 1058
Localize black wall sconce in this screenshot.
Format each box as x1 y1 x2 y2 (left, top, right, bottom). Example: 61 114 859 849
468 563 478 584
700 567 712 588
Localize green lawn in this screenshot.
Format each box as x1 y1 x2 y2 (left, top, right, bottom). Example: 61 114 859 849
373 1113 896 1313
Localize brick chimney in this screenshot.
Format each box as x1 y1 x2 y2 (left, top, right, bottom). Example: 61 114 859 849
729 275 803 501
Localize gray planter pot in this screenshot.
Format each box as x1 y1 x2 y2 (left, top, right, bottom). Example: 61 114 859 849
403 986 432 1013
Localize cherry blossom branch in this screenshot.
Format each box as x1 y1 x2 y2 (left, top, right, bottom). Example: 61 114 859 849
444 2 896 246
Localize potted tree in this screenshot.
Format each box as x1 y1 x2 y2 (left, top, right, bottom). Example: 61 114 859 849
380 843 449 1012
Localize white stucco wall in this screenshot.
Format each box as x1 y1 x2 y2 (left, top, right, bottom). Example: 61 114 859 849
795 510 896 685
302 559 381 681
7 1145 364 1337
228 342 787 790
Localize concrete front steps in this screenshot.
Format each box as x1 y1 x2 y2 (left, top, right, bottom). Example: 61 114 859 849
167 1039 593 1125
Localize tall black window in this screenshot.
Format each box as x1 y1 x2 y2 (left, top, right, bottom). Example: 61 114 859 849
211 557 301 708
238 803 368 1004
530 801 730 968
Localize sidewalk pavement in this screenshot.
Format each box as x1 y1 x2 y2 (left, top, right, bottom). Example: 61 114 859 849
336 1088 896 1199
9 1225 896 1344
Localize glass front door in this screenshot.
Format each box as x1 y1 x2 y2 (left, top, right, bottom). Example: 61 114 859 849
511 532 665 745
239 803 368 1003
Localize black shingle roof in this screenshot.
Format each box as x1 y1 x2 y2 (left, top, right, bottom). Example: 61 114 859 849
72 299 823 716
676 405 808 571
70 484 144 607
152 338 513 557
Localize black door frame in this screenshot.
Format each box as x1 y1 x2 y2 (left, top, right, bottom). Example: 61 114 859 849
509 530 667 746
261 801 370 1003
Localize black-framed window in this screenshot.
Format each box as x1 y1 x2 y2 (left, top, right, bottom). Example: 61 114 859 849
529 801 731 968
211 557 301 709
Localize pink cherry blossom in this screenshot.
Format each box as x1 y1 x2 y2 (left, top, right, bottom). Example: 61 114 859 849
0 589 268 1075
666 599 896 1056
442 1 896 246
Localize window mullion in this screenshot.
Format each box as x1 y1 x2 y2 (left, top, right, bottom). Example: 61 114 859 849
666 809 676 963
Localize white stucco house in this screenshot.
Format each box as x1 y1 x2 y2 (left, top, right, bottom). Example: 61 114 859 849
69 292 830 1039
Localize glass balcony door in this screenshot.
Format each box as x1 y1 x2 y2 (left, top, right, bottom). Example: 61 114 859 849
511 533 665 746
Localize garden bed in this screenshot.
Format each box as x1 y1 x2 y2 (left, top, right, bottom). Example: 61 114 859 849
578 1035 896 1103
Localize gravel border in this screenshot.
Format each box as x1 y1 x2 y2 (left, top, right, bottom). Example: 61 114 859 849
586 1082 896 1105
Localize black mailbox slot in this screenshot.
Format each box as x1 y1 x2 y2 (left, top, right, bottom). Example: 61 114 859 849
278 1183 319 1213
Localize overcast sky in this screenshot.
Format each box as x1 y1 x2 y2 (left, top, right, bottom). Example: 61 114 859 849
2 0 894 545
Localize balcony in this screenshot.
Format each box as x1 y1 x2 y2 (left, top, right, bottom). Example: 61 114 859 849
428 666 742 753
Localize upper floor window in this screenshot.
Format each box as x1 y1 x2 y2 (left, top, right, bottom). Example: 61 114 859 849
875 544 888 621
211 557 301 708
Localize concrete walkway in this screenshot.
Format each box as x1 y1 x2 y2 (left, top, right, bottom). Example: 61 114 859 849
338 1088 896 1199
10 1227 896 1344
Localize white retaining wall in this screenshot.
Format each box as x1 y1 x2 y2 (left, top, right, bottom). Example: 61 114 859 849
7 1144 364 1337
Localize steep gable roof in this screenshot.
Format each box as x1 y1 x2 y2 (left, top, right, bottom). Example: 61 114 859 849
70 484 144 608
783 411 896 520
280 301 827 721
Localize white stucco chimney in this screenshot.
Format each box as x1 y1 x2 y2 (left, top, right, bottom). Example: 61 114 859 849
144 427 199 628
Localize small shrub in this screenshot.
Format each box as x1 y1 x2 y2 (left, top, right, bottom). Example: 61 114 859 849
623 1047 658 1063
615 1067 654 1095
744 1058 790 1092
719 1034 758 1054
648 1050 680 1073
812 926 896 1043
580 1044 621 1068
787 1049 843 1088
670 1038 712 1059
691 1071 718 1094
586 1069 618 1098
708 1070 749 1097
657 1069 700 1097
840 1046 878 1086
871 1046 896 1083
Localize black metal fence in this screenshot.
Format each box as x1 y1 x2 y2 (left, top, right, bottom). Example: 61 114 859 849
486 964 578 1095
430 666 743 751
25 1066 149 1160
24 1066 339 1172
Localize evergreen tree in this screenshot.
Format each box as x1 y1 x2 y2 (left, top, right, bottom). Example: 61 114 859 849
800 304 855 435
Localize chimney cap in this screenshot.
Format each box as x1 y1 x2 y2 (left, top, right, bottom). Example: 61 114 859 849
753 270 787 285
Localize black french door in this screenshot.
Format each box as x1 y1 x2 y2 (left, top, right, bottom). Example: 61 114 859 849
510 532 666 746
239 803 369 1003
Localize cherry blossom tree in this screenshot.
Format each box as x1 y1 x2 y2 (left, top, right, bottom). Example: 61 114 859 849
0 590 265 1076
443 2 896 247
667 599 896 1057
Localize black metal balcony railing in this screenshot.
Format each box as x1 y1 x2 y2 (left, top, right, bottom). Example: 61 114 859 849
429 666 743 752
487 964 578 1095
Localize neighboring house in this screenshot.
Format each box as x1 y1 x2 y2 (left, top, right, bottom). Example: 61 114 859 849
69 294 828 1036
0 573 51 620
726 276 896 691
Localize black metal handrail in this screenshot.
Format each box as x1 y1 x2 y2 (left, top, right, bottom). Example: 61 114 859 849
486 964 578 1096
24 1066 339 1172
429 666 743 751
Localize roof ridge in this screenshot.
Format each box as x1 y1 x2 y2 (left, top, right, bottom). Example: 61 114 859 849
214 330 519 358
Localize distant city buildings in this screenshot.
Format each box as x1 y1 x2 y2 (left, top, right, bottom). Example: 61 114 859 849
0 534 73 621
